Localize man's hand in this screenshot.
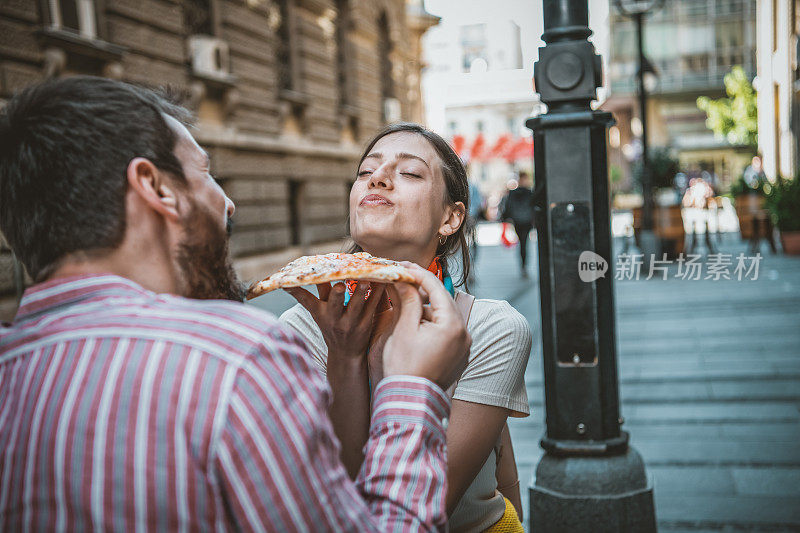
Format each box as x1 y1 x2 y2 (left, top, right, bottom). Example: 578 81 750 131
285 281 385 361
382 263 471 391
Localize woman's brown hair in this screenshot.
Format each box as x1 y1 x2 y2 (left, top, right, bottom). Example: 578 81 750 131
348 122 471 288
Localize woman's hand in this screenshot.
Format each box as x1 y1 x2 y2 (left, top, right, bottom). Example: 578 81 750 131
286 281 386 479
285 281 386 360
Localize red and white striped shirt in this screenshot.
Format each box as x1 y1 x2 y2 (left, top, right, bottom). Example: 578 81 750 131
0 274 450 532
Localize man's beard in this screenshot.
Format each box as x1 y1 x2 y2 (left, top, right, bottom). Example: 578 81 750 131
176 204 246 302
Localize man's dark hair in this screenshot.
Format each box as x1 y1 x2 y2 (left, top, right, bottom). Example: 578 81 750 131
0 76 190 281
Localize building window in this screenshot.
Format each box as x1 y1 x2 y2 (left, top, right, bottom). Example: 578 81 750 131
274 0 307 125
48 0 97 39
288 180 304 246
378 11 398 123
278 0 301 95
183 0 214 36
184 0 234 88
345 180 354 230
336 0 351 110
461 23 488 72
336 0 358 134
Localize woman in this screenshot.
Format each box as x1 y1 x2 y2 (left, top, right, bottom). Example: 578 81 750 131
280 123 531 532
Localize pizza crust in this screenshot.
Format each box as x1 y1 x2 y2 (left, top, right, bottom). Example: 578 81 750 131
246 252 416 299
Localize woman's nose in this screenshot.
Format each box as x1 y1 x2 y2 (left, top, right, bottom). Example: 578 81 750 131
368 164 392 189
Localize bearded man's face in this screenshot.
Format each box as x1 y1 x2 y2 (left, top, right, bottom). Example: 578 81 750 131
167 116 244 302
176 201 245 301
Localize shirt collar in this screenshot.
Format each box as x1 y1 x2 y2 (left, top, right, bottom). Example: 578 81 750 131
15 273 153 321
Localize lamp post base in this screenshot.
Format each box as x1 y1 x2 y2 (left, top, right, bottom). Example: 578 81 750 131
530 447 656 532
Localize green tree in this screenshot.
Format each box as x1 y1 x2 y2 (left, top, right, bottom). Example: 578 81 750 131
696 66 758 150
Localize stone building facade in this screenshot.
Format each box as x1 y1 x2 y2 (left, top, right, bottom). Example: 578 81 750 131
0 0 438 318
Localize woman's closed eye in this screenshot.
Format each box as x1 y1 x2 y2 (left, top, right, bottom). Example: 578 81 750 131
400 170 423 179
357 169 373 178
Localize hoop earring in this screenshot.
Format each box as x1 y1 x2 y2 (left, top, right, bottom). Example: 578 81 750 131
438 234 447 246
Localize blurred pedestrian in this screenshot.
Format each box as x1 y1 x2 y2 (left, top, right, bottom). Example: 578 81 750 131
500 171 535 277
466 181 483 280
682 177 717 254
682 177 714 209
743 155 767 188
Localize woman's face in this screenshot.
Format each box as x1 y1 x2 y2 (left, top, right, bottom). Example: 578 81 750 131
350 131 455 256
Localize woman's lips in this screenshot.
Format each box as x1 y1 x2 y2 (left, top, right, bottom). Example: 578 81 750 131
360 194 393 206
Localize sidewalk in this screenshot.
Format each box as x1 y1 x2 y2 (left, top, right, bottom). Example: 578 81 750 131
476 231 800 532
249 227 800 531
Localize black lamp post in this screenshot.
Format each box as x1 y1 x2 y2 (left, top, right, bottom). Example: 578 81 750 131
615 0 664 259
527 0 656 530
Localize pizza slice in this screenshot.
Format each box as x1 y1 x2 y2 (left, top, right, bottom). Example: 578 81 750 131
246 252 416 299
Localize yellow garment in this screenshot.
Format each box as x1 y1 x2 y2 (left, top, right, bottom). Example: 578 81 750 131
484 497 524 533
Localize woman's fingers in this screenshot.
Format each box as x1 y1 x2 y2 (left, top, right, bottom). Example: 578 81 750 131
363 283 386 317
285 287 320 312
346 281 371 316
376 287 392 314
326 282 347 316
386 284 402 320
316 282 332 301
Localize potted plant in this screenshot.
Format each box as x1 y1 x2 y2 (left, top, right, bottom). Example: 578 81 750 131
765 175 800 255
730 172 770 241
632 148 685 257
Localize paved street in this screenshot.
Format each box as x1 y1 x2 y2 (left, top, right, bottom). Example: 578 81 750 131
249 226 800 532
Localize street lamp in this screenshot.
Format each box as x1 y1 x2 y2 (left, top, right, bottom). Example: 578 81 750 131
527 0 656 530
614 0 663 264
641 56 659 93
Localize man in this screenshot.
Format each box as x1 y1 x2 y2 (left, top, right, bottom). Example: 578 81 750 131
500 171 536 277
0 77 470 531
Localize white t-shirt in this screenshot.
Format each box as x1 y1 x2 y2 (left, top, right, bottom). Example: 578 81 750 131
279 293 532 532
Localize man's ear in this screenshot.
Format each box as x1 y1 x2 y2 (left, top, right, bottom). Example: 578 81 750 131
439 201 466 237
126 157 181 222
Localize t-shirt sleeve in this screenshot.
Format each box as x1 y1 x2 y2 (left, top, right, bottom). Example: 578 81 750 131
279 304 329 375
452 300 532 417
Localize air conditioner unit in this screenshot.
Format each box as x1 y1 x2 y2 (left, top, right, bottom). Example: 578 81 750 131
188 35 231 78
383 97 401 123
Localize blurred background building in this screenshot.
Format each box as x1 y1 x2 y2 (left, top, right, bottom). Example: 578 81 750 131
602 0 758 192
0 0 438 319
1 0 799 318
420 0 610 216
421 0 541 211
757 0 800 178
